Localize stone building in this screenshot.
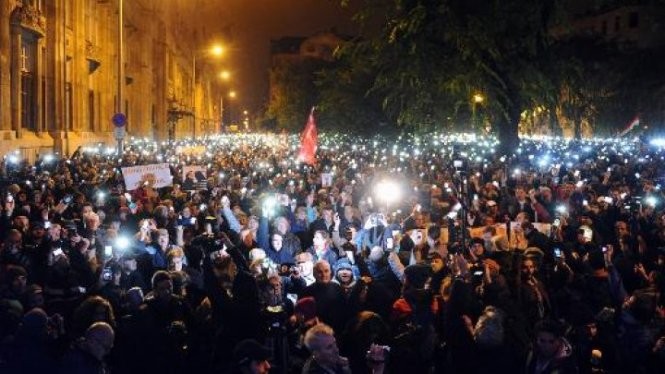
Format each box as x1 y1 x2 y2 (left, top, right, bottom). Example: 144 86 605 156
0 0 223 162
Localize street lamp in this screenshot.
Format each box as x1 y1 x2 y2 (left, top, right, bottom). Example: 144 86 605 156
471 93 484 133
192 44 224 139
220 90 237 133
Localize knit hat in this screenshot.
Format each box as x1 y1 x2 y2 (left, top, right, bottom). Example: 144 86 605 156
295 297 317 321
334 258 353 273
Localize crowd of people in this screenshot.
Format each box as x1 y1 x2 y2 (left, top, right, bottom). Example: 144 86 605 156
0 132 664 373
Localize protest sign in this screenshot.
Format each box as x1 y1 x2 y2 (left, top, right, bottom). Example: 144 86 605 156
121 163 172 190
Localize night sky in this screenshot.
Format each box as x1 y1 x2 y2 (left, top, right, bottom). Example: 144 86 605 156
188 0 360 115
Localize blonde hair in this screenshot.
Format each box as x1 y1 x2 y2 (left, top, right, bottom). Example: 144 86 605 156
303 323 335 352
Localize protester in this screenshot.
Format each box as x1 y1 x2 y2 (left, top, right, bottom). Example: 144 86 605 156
0 132 663 373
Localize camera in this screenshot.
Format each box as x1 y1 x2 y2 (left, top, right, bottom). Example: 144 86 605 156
554 248 562 258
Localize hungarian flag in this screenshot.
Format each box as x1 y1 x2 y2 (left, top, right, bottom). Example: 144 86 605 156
619 116 640 137
298 107 318 165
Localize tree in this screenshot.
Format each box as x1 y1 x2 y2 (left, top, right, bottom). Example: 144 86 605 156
266 58 328 131
335 0 563 153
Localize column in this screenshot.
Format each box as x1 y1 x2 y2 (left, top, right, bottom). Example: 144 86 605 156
0 1 15 131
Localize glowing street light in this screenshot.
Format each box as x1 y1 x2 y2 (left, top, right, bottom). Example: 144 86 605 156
211 45 224 57
471 93 485 132
193 43 226 139
219 70 230 81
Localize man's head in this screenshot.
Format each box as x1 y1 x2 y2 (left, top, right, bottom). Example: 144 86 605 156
233 339 272 374
534 320 564 359
470 238 485 257
84 322 115 361
273 217 290 235
157 229 170 249
334 260 354 285
515 186 527 201
151 271 173 302
303 323 339 367
30 221 47 239
296 252 314 278
615 221 629 238
167 248 185 272
313 230 329 251
521 258 537 280
120 255 137 273
48 223 62 240
429 252 444 273
313 260 332 284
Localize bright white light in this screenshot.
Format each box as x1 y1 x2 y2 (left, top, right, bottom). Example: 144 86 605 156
43 154 55 163
646 196 657 207
375 180 401 205
556 205 567 214
115 237 130 250
650 138 665 147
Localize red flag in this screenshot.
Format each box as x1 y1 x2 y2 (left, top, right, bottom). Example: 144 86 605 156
298 108 318 165
619 116 640 137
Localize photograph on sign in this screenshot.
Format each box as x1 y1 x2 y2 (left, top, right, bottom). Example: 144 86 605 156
182 165 208 190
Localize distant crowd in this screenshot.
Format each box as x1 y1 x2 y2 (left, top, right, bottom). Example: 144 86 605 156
0 132 664 373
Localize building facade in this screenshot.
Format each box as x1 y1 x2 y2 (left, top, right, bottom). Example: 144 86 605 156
0 0 222 162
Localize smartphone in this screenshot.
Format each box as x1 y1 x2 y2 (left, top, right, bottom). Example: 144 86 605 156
6 194 13 203
473 270 484 277
44 221 51 229
554 248 562 258
102 267 113 281
142 221 149 230
190 217 197 225
602 246 607 253
104 245 113 258
553 218 560 227
62 194 73 204
53 248 64 257
386 238 394 249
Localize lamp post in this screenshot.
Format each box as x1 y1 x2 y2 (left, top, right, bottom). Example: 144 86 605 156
471 93 484 133
218 71 230 132
192 45 223 140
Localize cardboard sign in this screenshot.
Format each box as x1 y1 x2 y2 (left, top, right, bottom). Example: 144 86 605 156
121 163 172 190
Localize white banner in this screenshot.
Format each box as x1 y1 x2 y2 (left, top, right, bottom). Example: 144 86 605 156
121 163 172 190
